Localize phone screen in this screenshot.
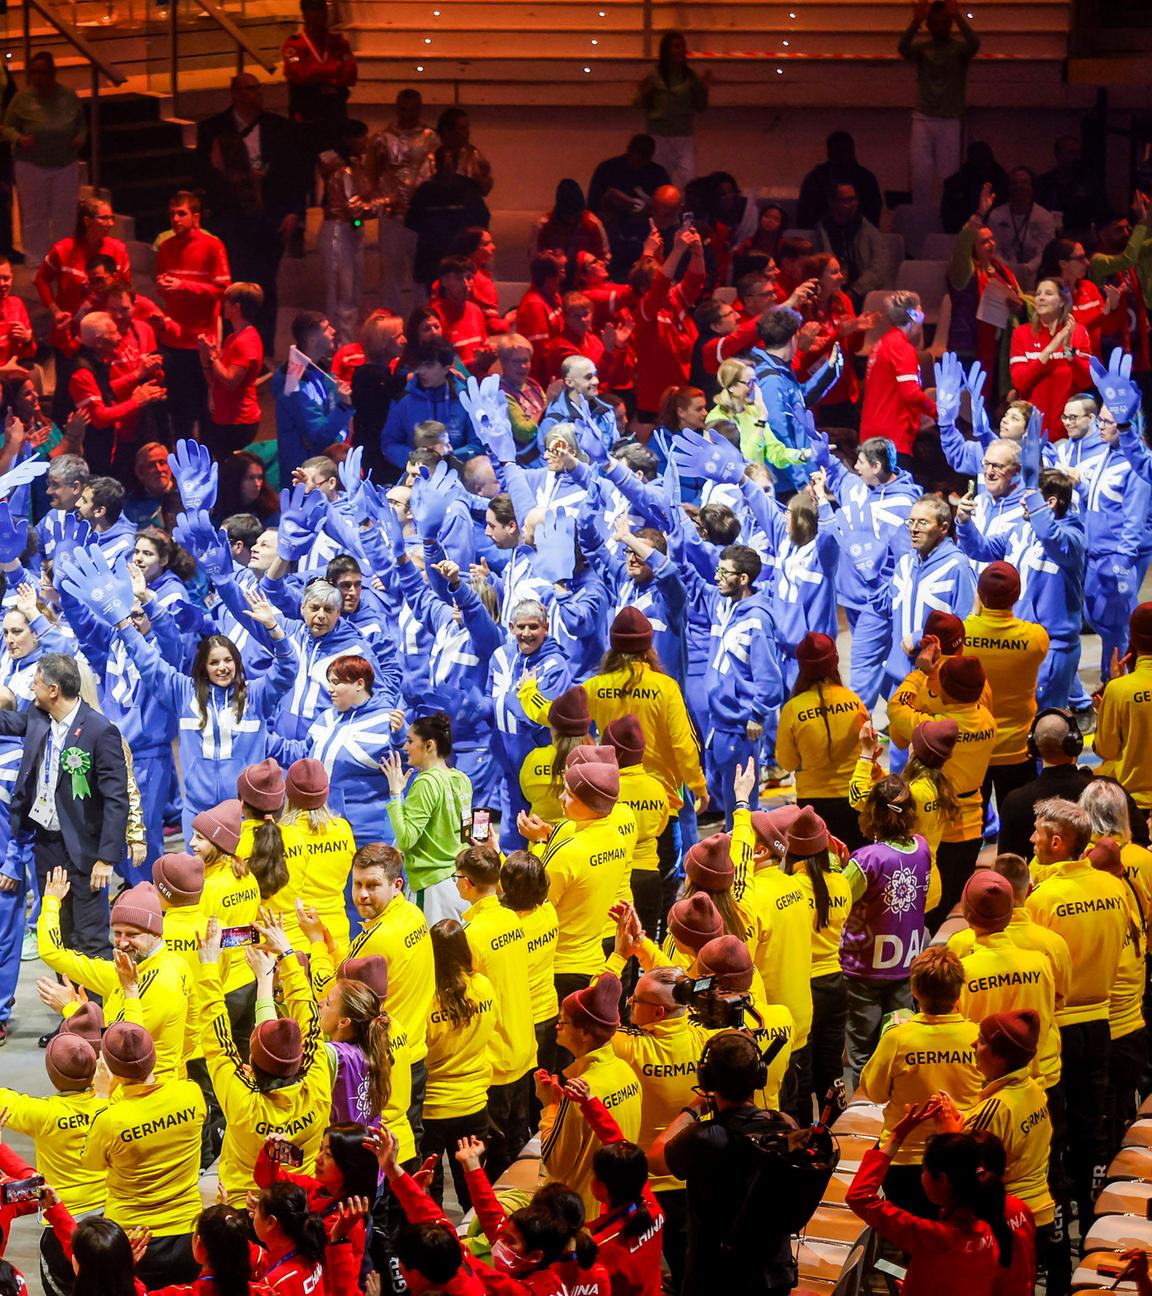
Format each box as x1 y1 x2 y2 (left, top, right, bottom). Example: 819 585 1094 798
1 1176 44 1205
471 809 491 843
220 925 260 949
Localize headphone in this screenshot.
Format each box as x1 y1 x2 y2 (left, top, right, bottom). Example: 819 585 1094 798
697 1030 770 1096
1026 707 1084 762
882 439 898 475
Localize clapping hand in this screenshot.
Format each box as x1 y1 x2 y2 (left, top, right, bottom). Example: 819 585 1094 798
379 751 408 798
914 633 942 675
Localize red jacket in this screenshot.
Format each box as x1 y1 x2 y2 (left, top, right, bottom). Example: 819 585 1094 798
0 296 34 367
542 327 629 390
36 235 131 316
431 296 490 370
155 228 231 348
70 355 146 449
632 267 705 414
1070 277 1109 355
847 1148 1001 1296
702 314 760 375
577 1097 664 1296
796 292 862 406
993 1194 1036 1296
516 288 563 381
1008 319 1092 441
860 328 936 454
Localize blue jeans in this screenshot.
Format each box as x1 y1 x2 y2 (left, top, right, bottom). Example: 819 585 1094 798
1037 639 1082 711
707 727 759 827
847 606 894 708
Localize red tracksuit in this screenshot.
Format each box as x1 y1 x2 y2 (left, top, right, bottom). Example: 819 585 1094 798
860 328 936 454
35 235 131 316
632 267 705 415
431 295 489 370
542 327 631 389
847 1148 1001 1296
993 1194 1036 1296
577 1096 665 1296
1069 277 1109 355
155 228 231 347
516 287 563 381
796 291 863 407
0 296 34 367
1008 319 1092 441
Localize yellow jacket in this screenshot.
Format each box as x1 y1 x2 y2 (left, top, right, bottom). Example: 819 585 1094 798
200 956 331 1204
744 863 813 1048
617 763 671 873
610 1014 698 1192
160 904 204 1062
463 894 537 1084
277 813 357 951
948 908 1071 1016
80 1076 206 1236
199 858 262 995
965 1067 1054 1225
311 892 434 1065
0 1086 108 1218
776 683 869 798
542 807 636 976
963 608 1049 764
519 744 567 824
1109 880 1146 1041
568 665 707 808
424 971 497 1120
957 932 1060 1089
856 1012 983 1165
540 1036 643 1219
39 896 191 1081
521 902 559 1024
887 668 997 840
1025 858 1130 1025
848 756 945 910
793 867 853 978
1094 656 1152 806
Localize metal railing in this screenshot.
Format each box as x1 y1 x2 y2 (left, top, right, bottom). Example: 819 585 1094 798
21 0 126 190
169 0 277 114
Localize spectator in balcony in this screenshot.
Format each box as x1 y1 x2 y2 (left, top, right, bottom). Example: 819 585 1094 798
898 0 980 210
588 133 671 277
987 167 1058 277
436 108 493 198
453 226 501 326
282 0 357 154
940 140 1010 234
370 88 439 313
635 30 711 189
533 179 611 266
199 282 265 460
815 183 889 308
429 255 490 372
195 73 308 353
406 147 491 292
2 51 85 268
798 131 883 231
1036 134 1102 240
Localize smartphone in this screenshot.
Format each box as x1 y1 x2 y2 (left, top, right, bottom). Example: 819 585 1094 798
966 479 977 498
267 1139 304 1168
1 1175 44 1205
680 211 694 229
471 809 491 844
220 925 260 949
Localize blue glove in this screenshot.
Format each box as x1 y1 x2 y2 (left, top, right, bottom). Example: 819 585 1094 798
575 495 606 555
46 512 92 567
0 499 28 564
672 429 746 485
0 457 49 499
58 547 135 625
175 509 233 580
338 444 365 507
806 424 831 470
409 462 454 542
460 374 516 464
533 511 576 584
933 352 964 428
277 484 326 561
963 360 993 443
376 488 407 559
1091 348 1142 427
1019 407 1043 490
168 439 219 513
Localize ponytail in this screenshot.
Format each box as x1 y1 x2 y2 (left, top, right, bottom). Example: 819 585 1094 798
247 812 288 899
592 1142 655 1242
258 1183 327 1266
923 1133 1013 1270
784 850 831 930
198 838 250 882
335 979 394 1118
195 1206 253 1296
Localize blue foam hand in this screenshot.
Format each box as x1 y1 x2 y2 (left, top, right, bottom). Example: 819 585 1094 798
58 547 135 625
338 444 365 505
575 495 606 554
1091 348 1142 427
933 352 963 428
277 484 326 560
807 425 831 469
533 511 576 584
1020 413 1041 490
177 510 233 579
0 457 49 498
377 488 407 558
168 439 219 512
0 499 27 564
461 374 516 463
46 511 92 564
410 462 452 541
672 429 746 485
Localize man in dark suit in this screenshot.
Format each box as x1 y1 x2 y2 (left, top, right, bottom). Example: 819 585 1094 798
195 73 309 352
0 652 128 961
998 709 1093 859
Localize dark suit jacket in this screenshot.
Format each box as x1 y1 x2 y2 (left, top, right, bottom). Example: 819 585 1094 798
998 763 1094 860
0 701 128 871
195 109 308 226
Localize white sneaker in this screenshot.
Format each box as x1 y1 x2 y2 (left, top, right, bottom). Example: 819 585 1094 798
20 929 37 961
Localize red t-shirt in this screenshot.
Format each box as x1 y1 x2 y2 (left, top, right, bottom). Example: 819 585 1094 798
860 328 936 454
155 228 231 348
0 296 34 367
35 235 131 316
431 296 489 369
208 324 263 426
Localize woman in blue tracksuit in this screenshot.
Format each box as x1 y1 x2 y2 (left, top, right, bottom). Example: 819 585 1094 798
60 580 183 878
114 586 296 846
394 549 504 808
0 585 74 703
133 526 196 627
811 438 919 707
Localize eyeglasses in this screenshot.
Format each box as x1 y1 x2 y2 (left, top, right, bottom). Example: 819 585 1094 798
982 460 1015 474
628 996 664 1010
1098 417 1118 429
907 519 935 530
1061 412 1089 423
716 566 741 578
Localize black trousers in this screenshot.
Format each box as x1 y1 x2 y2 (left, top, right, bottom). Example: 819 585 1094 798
408 1059 427 1159
800 797 866 853
1110 1026 1148 1157
34 829 111 963
530 1014 559 1129
1058 1019 1111 1226
883 1163 936 1218
927 837 983 932
40 1224 75 1296
982 757 1040 824
136 1233 197 1290
808 972 848 1107
485 1071 532 1183
1044 1080 1072 1296
422 1107 489 1209
780 1043 813 1126
654 1187 687 1295
161 347 208 441
202 420 259 459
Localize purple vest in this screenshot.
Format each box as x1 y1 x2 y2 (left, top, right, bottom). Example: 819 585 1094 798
840 837 932 981
330 1040 374 1125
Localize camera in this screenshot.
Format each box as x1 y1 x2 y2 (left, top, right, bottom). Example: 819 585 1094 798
673 975 755 1030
